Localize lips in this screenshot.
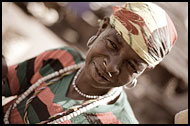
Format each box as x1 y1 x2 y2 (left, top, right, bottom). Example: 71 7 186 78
93 61 113 83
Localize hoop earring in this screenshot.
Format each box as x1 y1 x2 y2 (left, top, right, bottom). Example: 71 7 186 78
123 79 137 89
87 35 97 47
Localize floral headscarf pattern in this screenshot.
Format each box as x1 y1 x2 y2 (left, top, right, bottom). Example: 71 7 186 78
110 2 177 67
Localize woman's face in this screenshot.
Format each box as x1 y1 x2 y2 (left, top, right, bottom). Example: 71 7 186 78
85 25 148 89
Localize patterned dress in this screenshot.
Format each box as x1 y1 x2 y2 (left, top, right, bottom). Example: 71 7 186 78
3 46 139 124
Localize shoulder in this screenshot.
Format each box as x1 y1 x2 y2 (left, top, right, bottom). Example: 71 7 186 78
30 46 85 76
112 90 139 124
46 46 84 60
38 46 85 65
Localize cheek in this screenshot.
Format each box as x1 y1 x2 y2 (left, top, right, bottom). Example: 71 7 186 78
118 73 131 85
86 42 107 62
118 69 144 85
118 67 133 85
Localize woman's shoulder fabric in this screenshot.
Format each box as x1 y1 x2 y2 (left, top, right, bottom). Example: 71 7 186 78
34 46 85 77
84 89 139 124
42 46 85 66
3 46 85 124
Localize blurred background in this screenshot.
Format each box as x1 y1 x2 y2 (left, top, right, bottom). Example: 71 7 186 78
2 2 188 124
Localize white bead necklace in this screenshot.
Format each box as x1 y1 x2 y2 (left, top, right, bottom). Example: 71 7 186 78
72 64 104 99
4 62 122 124
4 62 84 124
48 87 122 124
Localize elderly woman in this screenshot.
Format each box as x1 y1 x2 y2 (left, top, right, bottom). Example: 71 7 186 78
2 2 177 124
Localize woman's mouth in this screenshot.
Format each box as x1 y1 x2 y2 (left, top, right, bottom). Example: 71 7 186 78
93 62 112 84
95 64 109 81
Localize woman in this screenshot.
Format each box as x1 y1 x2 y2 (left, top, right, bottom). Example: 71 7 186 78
2 2 177 124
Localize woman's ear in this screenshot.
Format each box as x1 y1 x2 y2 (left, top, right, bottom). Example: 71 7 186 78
97 17 110 35
87 17 110 48
100 17 110 29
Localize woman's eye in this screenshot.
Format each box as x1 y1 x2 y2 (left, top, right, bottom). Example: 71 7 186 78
127 60 138 73
107 39 118 50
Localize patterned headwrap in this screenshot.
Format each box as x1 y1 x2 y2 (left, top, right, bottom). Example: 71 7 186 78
109 2 177 67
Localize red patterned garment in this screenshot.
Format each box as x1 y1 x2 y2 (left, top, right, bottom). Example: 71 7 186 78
3 47 138 124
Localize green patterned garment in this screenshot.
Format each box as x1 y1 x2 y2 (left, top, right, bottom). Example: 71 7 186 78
3 46 139 124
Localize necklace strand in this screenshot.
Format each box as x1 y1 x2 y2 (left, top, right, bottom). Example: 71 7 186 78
4 62 122 124
4 62 84 124
72 65 103 99
47 87 122 124
23 72 72 124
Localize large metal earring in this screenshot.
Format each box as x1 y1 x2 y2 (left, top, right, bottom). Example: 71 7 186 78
123 79 137 89
87 35 97 47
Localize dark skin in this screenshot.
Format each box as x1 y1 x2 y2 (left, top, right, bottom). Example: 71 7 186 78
66 17 150 102
1 18 151 103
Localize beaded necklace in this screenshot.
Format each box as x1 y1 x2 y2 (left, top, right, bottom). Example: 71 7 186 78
4 62 122 124
72 64 106 99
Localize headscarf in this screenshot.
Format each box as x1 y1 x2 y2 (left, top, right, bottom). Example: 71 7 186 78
109 2 177 67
